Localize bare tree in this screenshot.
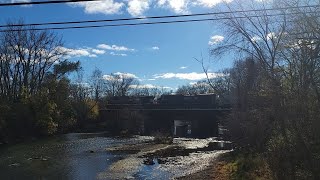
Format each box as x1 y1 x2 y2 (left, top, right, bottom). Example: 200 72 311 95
0 21 66 100
176 80 214 95
209 0 288 146
89 68 104 101
70 71 98 128
130 85 171 97
195 56 231 99
207 0 320 179
104 73 138 97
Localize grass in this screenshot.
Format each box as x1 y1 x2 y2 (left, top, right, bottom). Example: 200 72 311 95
218 151 273 180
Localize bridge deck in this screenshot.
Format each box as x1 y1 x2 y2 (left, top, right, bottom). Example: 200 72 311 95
101 108 231 111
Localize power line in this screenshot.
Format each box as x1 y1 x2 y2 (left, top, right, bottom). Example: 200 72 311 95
1 13 220 28
0 0 99 7
0 11 312 32
1 18 219 31
1 4 319 28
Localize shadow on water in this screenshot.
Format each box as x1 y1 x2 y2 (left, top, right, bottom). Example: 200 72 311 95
0 133 141 180
0 134 232 180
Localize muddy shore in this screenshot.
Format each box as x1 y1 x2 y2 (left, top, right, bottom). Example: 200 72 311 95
103 137 232 179
177 157 232 180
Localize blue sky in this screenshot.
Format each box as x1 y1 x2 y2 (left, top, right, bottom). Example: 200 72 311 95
1 0 236 90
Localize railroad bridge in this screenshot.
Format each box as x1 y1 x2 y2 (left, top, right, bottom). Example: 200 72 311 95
99 94 230 138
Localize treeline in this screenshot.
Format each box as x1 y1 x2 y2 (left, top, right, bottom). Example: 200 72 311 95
88 69 171 101
0 22 171 143
175 74 231 107
204 0 320 179
0 22 99 142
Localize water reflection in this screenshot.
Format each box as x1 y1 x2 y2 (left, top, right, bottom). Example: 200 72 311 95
0 134 231 180
0 133 141 180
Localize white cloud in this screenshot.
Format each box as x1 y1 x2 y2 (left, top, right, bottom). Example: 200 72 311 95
151 46 160 50
157 0 167 6
179 66 188 69
157 0 231 14
71 0 124 15
194 0 233 8
103 75 112 81
91 49 106 54
58 47 97 58
267 32 276 40
148 79 156 81
10 0 31 2
153 72 223 81
110 52 127 56
88 54 98 58
114 72 138 79
9 0 32 7
10 0 32 4
97 43 135 51
251 36 262 42
127 0 151 17
103 72 138 81
68 0 237 17
157 0 189 14
69 0 234 17
130 84 172 89
255 0 271 2
130 84 156 89
209 35 224 45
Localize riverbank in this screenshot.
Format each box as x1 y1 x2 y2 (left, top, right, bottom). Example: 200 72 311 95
1 133 234 179
179 150 273 180
0 133 155 179
105 139 272 180
103 137 232 179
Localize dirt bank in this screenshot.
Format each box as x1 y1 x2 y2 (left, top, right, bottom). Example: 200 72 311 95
177 157 232 180
178 151 273 180
102 137 232 179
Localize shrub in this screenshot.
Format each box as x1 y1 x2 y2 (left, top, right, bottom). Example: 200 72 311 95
153 131 173 144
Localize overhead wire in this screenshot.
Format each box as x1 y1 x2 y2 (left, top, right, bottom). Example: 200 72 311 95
0 3 318 32
1 11 317 32
0 0 99 7
1 4 320 28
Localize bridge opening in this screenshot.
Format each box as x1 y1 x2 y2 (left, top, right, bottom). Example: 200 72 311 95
173 120 192 137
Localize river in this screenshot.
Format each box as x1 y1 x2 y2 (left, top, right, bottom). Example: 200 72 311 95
0 132 231 180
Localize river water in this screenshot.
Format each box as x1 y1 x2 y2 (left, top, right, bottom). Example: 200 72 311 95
0 133 231 180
